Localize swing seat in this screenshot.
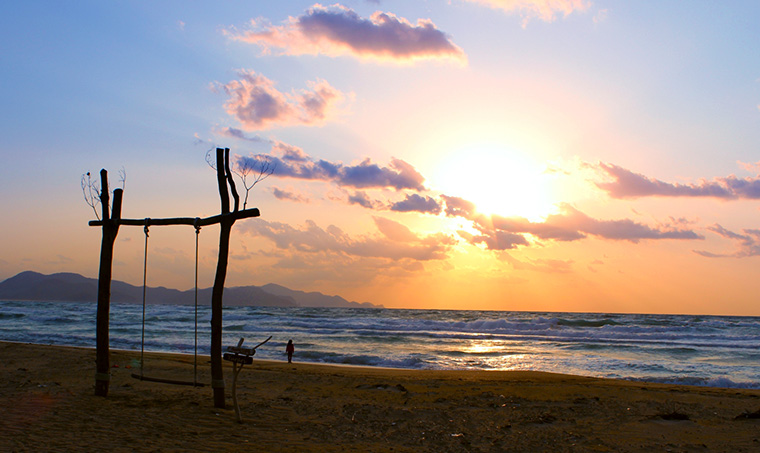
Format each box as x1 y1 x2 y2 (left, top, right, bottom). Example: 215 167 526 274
131 373 205 387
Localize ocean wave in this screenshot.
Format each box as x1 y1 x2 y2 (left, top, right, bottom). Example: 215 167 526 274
627 375 760 390
0 312 25 320
3 302 759 390
300 351 427 369
276 319 759 352
270 313 757 343
556 318 622 327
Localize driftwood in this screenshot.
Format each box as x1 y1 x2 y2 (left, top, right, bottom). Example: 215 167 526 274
224 336 272 423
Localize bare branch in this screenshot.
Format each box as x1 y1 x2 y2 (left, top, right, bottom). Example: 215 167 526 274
82 168 126 221
205 148 217 170
118 167 126 191
234 154 276 210
205 149 275 209
81 171 101 220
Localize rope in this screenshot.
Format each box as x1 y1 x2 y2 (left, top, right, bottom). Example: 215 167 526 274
140 218 150 379
133 218 204 387
193 217 201 386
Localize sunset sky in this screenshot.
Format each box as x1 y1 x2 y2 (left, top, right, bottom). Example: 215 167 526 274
2 1 760 315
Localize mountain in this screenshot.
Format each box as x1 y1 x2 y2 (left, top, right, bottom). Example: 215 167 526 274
0 271 382 308
261 283 379 309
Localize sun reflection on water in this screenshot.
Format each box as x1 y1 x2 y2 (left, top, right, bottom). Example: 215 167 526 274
455 340 532 370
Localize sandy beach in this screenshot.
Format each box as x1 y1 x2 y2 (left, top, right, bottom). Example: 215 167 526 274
1 341 758 452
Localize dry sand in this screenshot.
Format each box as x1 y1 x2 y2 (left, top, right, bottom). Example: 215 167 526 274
1 341 759 452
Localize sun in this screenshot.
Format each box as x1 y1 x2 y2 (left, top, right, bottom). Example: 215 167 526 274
431 145 557 221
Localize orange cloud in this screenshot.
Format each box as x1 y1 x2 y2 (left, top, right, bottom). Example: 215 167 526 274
215 70 346 130
228 4 466 64
464 0 590 26
695 225 760 258
242 218 455 262
441 196 703 250
272 187 310 203
595 162 760 200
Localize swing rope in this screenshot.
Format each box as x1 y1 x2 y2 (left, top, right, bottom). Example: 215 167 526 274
133 218 204 387
140 219 150 379
193 217 201 386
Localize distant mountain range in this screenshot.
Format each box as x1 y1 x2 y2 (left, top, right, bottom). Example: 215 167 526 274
0 271 382 309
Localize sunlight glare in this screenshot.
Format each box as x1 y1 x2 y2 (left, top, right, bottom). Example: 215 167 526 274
432 145 557 221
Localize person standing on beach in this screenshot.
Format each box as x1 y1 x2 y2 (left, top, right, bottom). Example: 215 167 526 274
286 339 295 363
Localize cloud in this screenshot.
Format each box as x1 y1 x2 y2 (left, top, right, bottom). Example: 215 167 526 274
241 218 455 262
373 216 420 242
340 158 425 190
738 160 760 174
214 126 271 143
441 195 478 218
593 8 608 24
694 224 760 258
462 229 531 250
390 194 442 214
46 255 74 265
595 162 760 200
490 213 586 242
215 70 346 130
272 187 309 203
347 191 380 208
443 197 703 251
228 4 466 64
254 143 426 191
272 140 310 162
193 132 211 146
464 0 590 26
495 204 703 244
550 205 704 242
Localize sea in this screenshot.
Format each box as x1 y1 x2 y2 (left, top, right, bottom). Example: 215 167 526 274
1 300 758 389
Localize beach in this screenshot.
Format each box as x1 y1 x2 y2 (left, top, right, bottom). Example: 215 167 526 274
2 341 759 452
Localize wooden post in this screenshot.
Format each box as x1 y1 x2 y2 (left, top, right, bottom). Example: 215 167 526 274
95 170 122 397
231 360 244 423
211 148 233 408
211 217 232 408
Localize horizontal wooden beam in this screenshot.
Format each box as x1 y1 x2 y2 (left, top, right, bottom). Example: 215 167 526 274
88 208 260 227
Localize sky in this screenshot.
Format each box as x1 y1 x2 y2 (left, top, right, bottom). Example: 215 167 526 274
1 1 760 315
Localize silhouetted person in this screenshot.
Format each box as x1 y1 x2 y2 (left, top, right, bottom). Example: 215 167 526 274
286 339 295 363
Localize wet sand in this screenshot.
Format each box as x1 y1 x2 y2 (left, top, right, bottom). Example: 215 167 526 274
1 341 759 452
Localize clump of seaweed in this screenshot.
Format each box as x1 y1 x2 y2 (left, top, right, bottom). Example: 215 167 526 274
657 411 690 421
654 402 690 421
734 408 760 420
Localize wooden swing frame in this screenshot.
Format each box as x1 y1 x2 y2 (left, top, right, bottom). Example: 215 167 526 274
90 148 258 408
